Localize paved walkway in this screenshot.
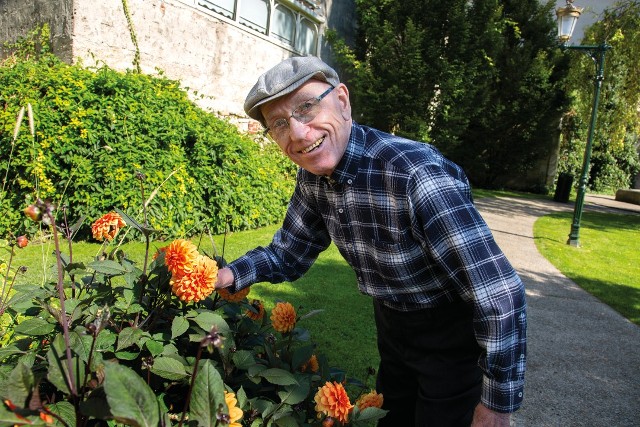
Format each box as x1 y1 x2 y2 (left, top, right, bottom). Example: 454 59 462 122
475 194 640 427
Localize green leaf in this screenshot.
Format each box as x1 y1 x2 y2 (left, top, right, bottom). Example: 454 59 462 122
115 350 140 360
259 368 298 386
87 259 129 276
231 350 255 370
278 375 310 405
189 360 226 427
274 414 299 427
351 406 388 423
0 404 25 425
171 316 189 339
48 401 76 427
0 362 33 406
104 362 160 427
150 356 187 381
46 333 85 395
0 345 25 361
13 317 55 336
114 207 146 234
291 344 315 371
144 339 163 357
298 309 324 321
116 327 143 351
193 311 230 335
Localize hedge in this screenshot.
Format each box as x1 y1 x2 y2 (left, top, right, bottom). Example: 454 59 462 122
0 35 296 240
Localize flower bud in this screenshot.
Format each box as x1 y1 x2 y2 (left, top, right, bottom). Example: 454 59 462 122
16 235 28 248
322 416 335 427
24 204 41 221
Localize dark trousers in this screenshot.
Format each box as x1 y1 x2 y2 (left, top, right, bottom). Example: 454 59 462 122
374 299 483 427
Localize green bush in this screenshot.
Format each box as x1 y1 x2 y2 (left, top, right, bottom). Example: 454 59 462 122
0 32 295 239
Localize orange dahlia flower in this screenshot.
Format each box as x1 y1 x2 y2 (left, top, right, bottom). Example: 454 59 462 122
246 299 265 321
314 381 354 425
170 255 218 303
91 212 126 241
355 390 384 410
224 390 243 427
217 286 250 303
163 239 199 277
270 301 296 333
301 354 319 373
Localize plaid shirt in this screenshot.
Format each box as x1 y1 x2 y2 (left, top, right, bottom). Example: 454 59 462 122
228 122 526 412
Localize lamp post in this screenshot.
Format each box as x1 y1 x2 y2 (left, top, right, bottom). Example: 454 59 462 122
556 0 611 247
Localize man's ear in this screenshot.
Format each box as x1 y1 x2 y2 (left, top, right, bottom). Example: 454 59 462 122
335 84 352 121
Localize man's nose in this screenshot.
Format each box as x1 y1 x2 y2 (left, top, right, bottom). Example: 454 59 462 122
287 117 310 140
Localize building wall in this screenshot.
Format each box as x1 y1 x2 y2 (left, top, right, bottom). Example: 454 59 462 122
0 0 74 63
1 0 356 128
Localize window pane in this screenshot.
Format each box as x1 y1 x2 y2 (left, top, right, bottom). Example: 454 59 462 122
272 5 295 45
239 0 269 34
199 0 235 19
295 19 317 55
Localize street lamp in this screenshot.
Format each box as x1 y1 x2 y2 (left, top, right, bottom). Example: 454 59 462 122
556 0 611 247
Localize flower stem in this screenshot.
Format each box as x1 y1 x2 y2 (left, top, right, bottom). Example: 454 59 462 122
49 212 77 397
0 245 16 314
178 344 205 427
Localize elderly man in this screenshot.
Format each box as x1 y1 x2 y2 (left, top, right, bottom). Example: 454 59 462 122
216 56 526 427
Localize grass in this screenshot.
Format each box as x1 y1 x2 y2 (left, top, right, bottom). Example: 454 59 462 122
533 211 640 325
8 225 379 382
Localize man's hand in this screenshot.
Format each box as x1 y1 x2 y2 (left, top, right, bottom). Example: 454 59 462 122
471 403 511 427
216 267 235 289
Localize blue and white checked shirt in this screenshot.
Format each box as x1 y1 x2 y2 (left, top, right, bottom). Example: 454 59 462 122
228 122 526 412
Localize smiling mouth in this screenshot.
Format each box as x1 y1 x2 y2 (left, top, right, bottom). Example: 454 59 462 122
300 137 324 154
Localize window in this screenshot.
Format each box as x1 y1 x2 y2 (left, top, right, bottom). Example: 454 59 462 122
239 0 269 34
199 0 235 19
295 18 317 55
272 5 295 45
197 0 322 55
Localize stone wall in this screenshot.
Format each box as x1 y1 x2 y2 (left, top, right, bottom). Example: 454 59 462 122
0 0 356 126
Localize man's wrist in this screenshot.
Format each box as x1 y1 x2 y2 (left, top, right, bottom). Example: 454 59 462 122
216 267 235 289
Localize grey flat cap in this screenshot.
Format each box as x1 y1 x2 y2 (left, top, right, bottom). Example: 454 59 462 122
244 56 340 125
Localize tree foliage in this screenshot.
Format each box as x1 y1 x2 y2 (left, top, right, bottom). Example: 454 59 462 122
558 0 640 191
328 0 571 190
0 26 296 239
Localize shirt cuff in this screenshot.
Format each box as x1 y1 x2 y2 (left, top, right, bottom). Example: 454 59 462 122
227 256 258 292
481 375 524 413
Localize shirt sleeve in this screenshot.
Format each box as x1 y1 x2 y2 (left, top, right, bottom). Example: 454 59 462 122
228 182 332 290
408 162 527 413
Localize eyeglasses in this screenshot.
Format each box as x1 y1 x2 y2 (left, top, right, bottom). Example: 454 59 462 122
263 86 335 141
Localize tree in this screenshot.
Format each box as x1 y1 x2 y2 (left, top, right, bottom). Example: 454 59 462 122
558 0 640 191
327 0 570 190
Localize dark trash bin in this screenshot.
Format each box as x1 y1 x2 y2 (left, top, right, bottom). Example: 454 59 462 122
554 173 573 203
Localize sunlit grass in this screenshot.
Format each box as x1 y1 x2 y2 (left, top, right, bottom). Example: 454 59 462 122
533 211 640 325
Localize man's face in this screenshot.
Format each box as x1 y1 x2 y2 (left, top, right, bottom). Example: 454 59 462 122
261 80 352 176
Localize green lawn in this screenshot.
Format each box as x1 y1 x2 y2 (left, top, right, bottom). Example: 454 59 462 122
533 211 640 325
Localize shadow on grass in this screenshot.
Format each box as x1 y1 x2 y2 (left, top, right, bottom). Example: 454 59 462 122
563 273 640 326
249 253 380 380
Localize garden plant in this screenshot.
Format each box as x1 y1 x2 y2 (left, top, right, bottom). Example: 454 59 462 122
0 182 386 426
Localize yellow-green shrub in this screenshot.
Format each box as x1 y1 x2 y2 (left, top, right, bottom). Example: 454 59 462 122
0 41 295 239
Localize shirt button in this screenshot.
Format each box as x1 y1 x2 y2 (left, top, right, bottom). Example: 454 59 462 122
518 392 523 398
338 208 344 214
347 243 353 248
347 179 353 185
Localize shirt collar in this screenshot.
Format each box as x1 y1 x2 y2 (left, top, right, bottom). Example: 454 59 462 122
325 122 363 185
